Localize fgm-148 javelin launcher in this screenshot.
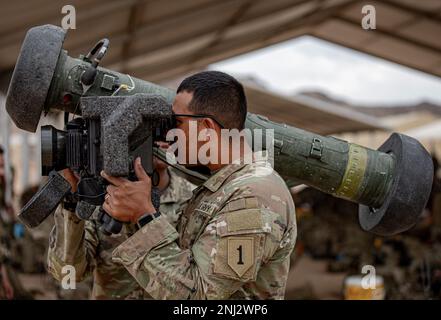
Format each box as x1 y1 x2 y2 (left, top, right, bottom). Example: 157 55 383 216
4 25 433 236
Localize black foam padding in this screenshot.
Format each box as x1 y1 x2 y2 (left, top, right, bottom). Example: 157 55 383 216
19 171 72 228
359 133 434 236
6 24 66 132
81 93 173 176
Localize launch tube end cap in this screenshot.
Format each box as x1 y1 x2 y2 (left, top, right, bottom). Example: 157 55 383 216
359 133 433 236
6 24 66 132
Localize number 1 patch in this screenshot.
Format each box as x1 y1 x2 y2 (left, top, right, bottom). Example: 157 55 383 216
227 237 254 277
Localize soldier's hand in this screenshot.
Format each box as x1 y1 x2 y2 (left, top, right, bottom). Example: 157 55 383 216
100 157 156 223
60 168 79 192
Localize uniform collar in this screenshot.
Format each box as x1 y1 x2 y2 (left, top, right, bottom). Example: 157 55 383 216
202 163 247 193
201 150 274 193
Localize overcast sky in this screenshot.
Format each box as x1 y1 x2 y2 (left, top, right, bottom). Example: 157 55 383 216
210 36 441 107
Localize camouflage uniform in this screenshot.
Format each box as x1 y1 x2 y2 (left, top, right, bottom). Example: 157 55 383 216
47 168 195 299
112 155 297 300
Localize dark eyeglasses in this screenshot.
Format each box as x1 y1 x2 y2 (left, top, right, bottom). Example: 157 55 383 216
173 113 225 129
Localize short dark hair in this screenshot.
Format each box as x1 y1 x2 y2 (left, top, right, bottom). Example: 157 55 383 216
177 71 247 129
0 145 3 154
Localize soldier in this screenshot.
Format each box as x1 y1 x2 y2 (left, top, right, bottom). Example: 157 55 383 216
47 154 195 299
1 145 33 300
103 71 297 299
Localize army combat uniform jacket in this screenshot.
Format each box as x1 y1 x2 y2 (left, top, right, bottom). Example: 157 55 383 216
47 169 194 299
112 156 297 299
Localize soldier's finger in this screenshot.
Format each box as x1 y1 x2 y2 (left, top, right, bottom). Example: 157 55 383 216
134 157 150 182
104 193 111 204
106 184 117 196
103 201 115 216
100 171 126 186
